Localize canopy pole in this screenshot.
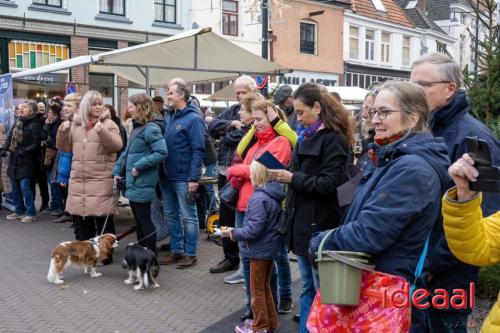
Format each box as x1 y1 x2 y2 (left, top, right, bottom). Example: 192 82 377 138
194 34 198 70
145 67 151 96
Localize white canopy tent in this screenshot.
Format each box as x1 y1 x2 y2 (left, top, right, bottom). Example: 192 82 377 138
12 27 290 88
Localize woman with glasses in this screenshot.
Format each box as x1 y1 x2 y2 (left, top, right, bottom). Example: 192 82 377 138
310 80 451 331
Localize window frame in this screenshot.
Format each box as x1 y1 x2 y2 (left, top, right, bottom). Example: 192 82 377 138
349 26 359 59
365 29 375 61
32 0 62 8
222 0 239 37
381 32 390 63
154 0 176 24
99 0 126 17
402 36 411 66
436 41 447 54
299 21 317 55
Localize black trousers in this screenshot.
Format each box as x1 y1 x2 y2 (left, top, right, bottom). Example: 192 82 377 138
73 215 116 242
129 201 157 254
218 174 239 265
31 167 50 207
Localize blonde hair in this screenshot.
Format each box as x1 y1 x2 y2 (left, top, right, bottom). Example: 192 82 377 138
128 93 156 125
64 93 81 107
240 93 264 114
79 90 103 128
250 160 270 187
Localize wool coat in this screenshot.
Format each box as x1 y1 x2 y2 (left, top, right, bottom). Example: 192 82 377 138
56 110 123 217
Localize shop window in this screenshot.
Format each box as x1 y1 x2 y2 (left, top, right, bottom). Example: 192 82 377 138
155 0 176 23
196 83 212 94
214 80 230 92
222 0 238 36
33 0 62 7
300 21 316 55
8 41 69 70
99 0 125 16
89 73 114 105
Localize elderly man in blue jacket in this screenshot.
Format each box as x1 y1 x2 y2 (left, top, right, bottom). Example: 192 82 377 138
411 53 500 333
159 81 205 269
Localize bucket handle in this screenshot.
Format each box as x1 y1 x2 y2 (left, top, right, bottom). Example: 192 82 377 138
324 250 375 271
317 228 338 262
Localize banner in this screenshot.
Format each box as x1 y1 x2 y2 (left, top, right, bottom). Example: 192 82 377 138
0 74 15 211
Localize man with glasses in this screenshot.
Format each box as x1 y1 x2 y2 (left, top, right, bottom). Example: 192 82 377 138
410 53 500 332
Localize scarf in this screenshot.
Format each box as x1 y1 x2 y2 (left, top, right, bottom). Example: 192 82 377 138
9 113 36 153
255 126 277 145
368 130 409 166
296 120 323 144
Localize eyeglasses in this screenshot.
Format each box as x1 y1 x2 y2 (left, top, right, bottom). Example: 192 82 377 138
368 107 401 120
414 81 451 88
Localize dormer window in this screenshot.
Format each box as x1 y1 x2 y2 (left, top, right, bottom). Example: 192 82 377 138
371 0 387 12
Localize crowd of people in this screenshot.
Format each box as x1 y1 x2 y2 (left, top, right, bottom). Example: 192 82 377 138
1 52 499 333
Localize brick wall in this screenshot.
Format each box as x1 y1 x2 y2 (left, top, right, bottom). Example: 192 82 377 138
70 36 89 95
117 41 129 119
271 0 344 75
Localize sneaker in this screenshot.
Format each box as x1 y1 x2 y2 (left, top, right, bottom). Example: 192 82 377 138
6 213 24 220
53 214 72 223
224 268 245 284
158 252 185 265
42 207 56 214
20 215 36 223
210 258 239 274
50 208 65 217
176 256 197 269
234 323 270 333
244 319 253 328
278 296 293 314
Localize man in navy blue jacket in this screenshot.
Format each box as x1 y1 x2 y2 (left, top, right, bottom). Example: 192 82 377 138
159 81 205 269
411 53 500 332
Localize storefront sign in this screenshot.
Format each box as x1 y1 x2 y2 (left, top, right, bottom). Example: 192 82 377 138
19 73 67 83
279 70 339 87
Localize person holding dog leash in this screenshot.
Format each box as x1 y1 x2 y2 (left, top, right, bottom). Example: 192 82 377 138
113 93 167 254
56 90 123 264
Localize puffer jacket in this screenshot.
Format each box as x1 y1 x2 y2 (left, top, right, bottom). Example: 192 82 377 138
231 182 286 260
113 121 167 203
4 115 44 180
443 189 500 333
56 110 123 217
226 127 293 212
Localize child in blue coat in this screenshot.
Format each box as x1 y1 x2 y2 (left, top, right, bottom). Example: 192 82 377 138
221 160 285 333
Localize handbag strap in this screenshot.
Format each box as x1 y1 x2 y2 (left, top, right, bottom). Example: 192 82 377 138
410 233 430 295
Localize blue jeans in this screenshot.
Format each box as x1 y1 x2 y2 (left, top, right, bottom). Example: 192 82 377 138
47 171 63 209
297 255 319 333
276 241 292 299
160 180 199 257
203 163 218 213
11 177 36 216
237 211 278 311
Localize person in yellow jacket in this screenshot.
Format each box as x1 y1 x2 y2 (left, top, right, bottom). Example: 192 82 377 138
443 153 500 333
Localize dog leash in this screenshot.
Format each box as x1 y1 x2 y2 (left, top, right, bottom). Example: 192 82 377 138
98 185 120 237
132 230 158 246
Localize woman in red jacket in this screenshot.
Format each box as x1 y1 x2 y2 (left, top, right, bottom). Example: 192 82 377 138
226 100 294 322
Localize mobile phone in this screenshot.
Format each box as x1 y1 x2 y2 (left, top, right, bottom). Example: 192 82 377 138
464 137 500 193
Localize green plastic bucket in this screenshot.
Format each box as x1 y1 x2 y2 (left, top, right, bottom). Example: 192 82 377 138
316 229 374 306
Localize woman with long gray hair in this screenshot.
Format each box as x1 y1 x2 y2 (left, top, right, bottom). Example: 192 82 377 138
57 91 122 263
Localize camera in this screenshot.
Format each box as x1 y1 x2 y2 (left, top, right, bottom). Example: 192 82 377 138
113 177 126 194
465 137 500 193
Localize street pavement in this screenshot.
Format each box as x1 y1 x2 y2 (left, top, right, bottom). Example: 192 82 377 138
0 204 491 333
0 205 300 333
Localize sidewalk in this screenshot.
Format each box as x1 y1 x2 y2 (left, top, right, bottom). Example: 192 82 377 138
0 205 490 332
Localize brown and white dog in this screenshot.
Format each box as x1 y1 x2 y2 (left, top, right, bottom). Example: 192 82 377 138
47 234 118 284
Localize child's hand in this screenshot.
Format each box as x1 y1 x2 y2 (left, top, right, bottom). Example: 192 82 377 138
220 227 233 238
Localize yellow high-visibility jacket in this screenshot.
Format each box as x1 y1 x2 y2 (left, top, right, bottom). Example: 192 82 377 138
443 188 500 333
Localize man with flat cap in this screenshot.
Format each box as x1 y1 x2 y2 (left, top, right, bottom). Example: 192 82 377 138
274 85 297 130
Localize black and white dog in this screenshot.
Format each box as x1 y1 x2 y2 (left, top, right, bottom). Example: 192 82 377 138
122 243 160 290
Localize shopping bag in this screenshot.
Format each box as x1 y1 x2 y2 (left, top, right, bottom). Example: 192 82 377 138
307 270 411 333
151 196 169 241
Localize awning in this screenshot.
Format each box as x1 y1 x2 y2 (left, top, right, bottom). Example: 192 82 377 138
12 28 290 87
